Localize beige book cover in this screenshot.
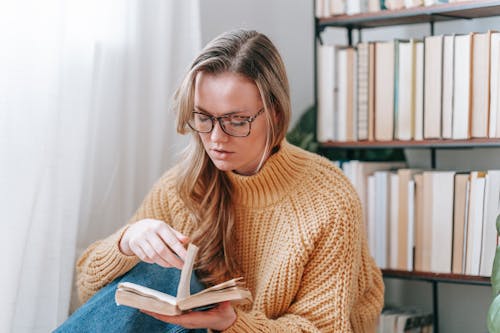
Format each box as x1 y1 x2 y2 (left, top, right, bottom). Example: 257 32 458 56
452 174 469 274
375 40 395 141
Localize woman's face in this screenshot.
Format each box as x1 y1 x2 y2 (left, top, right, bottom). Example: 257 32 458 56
193 71 269 175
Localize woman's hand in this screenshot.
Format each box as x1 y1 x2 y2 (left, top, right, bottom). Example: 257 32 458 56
142 301 237 331
119 218 189 269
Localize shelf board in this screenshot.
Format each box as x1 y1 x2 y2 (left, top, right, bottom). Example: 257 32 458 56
318 0 500 30
382 269 491 286
320 138 500 149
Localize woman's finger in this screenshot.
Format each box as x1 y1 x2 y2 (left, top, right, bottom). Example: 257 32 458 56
158 226 188 261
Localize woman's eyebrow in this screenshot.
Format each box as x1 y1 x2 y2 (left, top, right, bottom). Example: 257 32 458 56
193 106 247 116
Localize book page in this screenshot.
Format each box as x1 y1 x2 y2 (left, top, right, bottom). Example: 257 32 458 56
118 282 177 305
176 243 198 300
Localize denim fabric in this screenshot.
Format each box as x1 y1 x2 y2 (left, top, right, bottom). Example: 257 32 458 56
53 262 207 333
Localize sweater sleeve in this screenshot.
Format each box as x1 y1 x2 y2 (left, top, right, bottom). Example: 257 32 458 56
76 175 171 303
224 197 384 333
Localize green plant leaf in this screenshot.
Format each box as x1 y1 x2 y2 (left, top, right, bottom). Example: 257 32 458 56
493 245 500 295
488 294 500 333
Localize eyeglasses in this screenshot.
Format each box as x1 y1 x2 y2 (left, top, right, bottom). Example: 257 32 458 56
187 108 265 137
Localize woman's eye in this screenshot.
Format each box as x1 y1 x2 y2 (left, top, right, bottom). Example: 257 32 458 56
229 118 248 127
197 114 211 122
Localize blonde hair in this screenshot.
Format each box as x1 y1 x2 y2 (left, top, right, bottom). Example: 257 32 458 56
172 29 291 285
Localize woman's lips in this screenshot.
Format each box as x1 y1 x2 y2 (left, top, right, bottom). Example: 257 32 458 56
211 148 233 159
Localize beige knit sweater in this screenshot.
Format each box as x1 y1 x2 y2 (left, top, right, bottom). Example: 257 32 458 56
76 141 384 332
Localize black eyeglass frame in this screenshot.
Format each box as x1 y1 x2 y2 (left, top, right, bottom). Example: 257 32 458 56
187 107 265 137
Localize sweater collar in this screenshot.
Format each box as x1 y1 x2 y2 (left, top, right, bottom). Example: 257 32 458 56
225 140 310 208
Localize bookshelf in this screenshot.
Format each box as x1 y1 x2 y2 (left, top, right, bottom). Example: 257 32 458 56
314 1 500 332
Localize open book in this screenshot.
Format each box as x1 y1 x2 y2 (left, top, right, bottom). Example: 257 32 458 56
115 243 252 315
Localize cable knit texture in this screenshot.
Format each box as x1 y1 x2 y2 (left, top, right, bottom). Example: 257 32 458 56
76 140 384 332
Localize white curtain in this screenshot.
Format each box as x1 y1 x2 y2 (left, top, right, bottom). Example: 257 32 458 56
0 1 200 332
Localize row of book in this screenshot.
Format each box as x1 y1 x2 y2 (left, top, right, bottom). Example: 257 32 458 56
317 31 500 142
378 307 433 333
340 161 500 276
316 0 467 18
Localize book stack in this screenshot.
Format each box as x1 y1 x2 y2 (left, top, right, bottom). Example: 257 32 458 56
341 162 500 276
378 307 433 333
316 32 500 143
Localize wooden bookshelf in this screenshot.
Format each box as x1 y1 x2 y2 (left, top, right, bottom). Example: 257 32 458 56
318 0 500 30
382 269 491 286
320 138 500 149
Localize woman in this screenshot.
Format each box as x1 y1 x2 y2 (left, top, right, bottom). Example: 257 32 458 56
57 29 384 332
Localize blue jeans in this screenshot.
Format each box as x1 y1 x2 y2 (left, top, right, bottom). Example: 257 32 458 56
54 262 207 333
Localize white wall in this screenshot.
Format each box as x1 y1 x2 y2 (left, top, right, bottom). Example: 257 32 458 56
199 0 314 127
201 3 500 333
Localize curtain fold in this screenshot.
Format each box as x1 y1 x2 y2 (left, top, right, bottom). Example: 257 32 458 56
0 1 200 332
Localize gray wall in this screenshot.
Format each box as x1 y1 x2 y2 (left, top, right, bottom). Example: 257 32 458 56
201 3 500 332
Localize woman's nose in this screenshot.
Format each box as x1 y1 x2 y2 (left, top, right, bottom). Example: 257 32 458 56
210 120 229 142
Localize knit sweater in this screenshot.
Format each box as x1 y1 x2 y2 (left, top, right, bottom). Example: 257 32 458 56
76 141 384 332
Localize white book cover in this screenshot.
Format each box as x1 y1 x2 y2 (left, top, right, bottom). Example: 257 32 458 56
452 34 472 139
336 48 348 142
317 44 336 142
479 170 500 276
357 42 370 140
414 41 424 140
367 175 377 259
424 35 443 139
396 40 414 140
442 35 455 139
429 172 455 274
490 32 500 138
471 32 491 138
465 172 486 276
389 172 399 269
407 179 416 271
330 0 346 15
375 171 390 269
346 0 368 15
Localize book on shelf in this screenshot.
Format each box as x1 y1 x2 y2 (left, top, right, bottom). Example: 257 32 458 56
389 172 400 269
397 169 421 271
465 171 487 276
316 43 336 142
414 40 425 141
115 244 252 315
375 40 396 141
490 31 500 138
379 307 433 333
357 42 371 141
423 35 443 139
452 33 473 140
452 173 469 274
442 34 455 139
336 47 357 142
426 171 455 274
396 39 421 141
471 31 493 138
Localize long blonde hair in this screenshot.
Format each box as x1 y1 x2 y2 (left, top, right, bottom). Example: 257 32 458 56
172 29 291 285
